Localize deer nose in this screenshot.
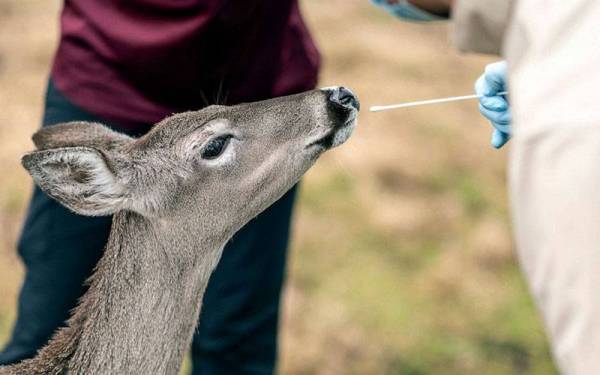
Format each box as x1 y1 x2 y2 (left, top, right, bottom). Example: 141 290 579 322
327 86 360 111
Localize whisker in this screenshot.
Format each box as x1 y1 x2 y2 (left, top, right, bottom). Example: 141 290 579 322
199 90 210 108
332 153 356 180
331 153 363 211
214 79 230 105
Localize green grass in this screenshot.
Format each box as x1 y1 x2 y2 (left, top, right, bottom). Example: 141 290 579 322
286 164 556 374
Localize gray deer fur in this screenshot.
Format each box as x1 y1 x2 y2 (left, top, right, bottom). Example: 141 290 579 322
0 87 358 375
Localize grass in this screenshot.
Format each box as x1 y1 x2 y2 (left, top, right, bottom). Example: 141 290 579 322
0 0 557 374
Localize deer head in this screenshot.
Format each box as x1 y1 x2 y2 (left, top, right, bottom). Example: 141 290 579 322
21 87 359 241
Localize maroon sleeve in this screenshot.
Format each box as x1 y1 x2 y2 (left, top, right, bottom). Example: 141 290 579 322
51 0 320 130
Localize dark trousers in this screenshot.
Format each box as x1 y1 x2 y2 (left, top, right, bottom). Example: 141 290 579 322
0 81 295 374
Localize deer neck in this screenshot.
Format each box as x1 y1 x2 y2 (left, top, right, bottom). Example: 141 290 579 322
25 210 226 375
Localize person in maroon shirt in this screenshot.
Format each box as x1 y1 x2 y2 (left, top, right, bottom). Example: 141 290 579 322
0 1 319 373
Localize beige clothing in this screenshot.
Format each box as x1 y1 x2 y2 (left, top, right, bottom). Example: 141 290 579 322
506 2 600 373
454 1 600 373
452 0 514 55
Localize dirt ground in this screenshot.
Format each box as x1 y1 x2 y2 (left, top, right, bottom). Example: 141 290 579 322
0 1 556 374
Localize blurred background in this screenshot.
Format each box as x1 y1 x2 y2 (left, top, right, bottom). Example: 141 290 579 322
0 1 557 374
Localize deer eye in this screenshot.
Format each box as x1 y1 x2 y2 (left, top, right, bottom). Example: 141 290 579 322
201 135 232 160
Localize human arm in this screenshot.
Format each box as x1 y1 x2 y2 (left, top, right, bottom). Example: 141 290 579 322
406 0 453 17
370 0 451 21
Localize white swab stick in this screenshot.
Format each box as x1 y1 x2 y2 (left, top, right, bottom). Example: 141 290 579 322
369 91 508 112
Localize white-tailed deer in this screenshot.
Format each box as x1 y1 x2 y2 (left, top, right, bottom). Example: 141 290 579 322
0 87 359 375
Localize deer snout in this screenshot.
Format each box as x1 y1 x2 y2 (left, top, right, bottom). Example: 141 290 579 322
325 86 360 112
307 86 359 150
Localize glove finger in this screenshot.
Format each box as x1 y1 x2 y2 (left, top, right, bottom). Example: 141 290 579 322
491 121 511 134
479 104 511 126
480 95 508 112
491 129 511 149
483 61 508 96
474 74 488 96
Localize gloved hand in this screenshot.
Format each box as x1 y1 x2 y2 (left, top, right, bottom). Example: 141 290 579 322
370 0 443 22
475 61 512 149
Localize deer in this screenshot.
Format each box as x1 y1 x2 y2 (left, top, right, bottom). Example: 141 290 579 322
0 87 359 375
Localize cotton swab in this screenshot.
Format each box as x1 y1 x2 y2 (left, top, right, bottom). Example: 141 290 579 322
369 91 508 112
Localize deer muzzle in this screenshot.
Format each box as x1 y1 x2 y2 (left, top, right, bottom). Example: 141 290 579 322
308 86 360 149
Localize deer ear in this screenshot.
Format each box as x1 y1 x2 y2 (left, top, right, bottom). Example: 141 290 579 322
32 122 134 151
21 147 129 216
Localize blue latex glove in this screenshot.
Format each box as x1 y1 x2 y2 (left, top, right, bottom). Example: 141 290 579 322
370 0 443 21
475 61 512 149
